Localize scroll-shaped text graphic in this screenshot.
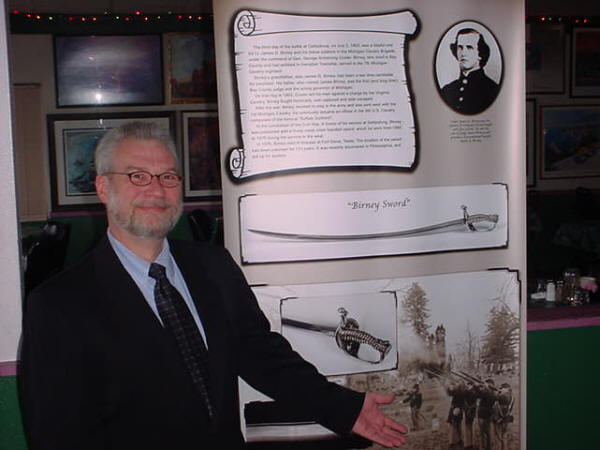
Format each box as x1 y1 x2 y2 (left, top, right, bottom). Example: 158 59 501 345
230 10 418 180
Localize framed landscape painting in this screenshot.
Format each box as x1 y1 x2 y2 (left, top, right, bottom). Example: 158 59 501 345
571 28 600 97
526 99 536 186
526 23 565 94
165 32 217 105
182 111 222 200
54 34 163 107
540 105 600 179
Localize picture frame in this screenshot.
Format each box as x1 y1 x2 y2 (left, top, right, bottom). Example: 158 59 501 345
540 105 600 179
526 99 536 186
435 20 503 115
47 112 175 211
571 28 600 97
54 34 164 107
181 111 222 200
526 23 565 94
165 32 218 105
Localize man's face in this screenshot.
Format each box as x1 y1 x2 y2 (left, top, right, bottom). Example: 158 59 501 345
456 32 481 72
96 138 182 241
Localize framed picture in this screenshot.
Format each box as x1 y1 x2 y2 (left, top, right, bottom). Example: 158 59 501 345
571 28 600 97
526 23 565 94
540 105 600 179
435 20 503 115
526 99 536 186
47 112 175 211
165 32 217 105
54 35 164 107
181 111 222 200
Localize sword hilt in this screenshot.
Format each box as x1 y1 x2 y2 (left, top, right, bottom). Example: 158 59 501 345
335 307 391 363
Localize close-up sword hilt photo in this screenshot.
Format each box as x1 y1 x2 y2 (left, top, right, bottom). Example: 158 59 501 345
282 307 392 364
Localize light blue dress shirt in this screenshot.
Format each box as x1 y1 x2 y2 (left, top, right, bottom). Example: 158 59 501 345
107 231 208 346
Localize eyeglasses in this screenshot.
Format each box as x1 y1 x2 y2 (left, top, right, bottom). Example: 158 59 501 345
106 171 182 188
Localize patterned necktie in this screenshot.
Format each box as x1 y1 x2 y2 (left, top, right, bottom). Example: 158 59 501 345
148 262 213 419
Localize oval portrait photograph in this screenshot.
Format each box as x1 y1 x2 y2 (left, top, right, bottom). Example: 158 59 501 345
435 21 503 115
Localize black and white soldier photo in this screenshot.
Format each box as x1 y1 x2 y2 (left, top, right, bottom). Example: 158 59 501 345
435 21 503 115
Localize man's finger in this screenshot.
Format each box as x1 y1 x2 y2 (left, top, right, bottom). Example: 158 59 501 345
371 430 406 448
372 392 396 404
384 417 408 434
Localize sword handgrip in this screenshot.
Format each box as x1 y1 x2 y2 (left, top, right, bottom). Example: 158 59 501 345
335 327 391 363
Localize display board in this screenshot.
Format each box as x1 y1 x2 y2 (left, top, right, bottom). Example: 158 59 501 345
213 1 526 448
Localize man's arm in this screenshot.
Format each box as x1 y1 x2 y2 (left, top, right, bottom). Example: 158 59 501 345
216 249 408 444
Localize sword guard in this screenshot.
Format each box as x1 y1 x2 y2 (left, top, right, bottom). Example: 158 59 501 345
335 307 391 363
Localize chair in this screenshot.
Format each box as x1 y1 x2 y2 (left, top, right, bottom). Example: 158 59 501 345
22 220 70 298
187 209 224 246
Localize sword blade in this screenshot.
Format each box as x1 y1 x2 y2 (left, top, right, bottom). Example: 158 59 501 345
248 213 498 241
281 317 337 336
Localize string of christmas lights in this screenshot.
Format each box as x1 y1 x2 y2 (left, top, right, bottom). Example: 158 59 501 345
10 10 600 24
11 10 210 23
526 15 599 25
9 10 214 33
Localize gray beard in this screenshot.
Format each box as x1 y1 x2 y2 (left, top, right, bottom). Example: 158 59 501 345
106 190 183 239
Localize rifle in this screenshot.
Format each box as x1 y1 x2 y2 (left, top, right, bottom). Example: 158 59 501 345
451 370 499 392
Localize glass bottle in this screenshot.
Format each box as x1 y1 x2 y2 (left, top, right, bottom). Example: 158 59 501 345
556 280 564 305
563 267 580 305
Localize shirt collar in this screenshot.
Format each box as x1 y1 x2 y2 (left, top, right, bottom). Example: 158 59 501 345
107 230 174 279
461 67 483 80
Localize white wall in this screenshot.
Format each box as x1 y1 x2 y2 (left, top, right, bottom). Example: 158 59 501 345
0 1 24 363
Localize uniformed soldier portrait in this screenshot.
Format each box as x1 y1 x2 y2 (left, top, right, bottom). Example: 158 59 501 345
435 22 503 115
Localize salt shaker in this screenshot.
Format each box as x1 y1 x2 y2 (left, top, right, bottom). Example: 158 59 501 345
546 280 556 302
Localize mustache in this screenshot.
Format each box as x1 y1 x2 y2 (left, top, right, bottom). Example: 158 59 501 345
133 200 176 209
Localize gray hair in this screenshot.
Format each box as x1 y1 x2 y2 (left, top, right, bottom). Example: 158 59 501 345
94 121 177 175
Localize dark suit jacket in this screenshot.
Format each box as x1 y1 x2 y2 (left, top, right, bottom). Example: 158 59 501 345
19 237 364 449
440 68 499 115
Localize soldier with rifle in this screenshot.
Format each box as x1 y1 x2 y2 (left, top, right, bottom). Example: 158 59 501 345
477 378 497 450
493 383 514 450
403 383 424 431
446 380 467 449
462 381 478 450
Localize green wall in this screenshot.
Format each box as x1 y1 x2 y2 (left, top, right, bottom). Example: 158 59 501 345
0 376 26 450
527 325 600 450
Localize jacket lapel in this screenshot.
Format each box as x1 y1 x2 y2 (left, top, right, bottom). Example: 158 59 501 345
90 236 164 335
169 242 231 423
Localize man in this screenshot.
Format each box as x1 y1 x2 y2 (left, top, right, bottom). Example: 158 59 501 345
19 122 407 449
476 378 497 450
440 28 500 115
446 380 466 449
462 381 478 450
492 383 514 450
403 383 423 431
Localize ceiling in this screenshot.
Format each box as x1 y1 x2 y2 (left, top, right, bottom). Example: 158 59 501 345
7 0 213 13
